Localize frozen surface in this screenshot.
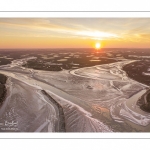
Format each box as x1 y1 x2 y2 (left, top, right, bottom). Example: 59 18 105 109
0 77 59 132
0 58 150 132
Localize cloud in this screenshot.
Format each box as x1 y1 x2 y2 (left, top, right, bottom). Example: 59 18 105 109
1 18 150 45
0 18 119 40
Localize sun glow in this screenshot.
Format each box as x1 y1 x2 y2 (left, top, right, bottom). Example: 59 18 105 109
95 43 101 49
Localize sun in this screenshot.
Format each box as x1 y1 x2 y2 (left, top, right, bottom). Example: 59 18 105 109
95 43 101 49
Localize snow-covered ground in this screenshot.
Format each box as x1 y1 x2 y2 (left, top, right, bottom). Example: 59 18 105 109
0 77 60 132
0 58 150 132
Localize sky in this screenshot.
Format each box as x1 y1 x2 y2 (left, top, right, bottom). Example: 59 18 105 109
0 18 150 49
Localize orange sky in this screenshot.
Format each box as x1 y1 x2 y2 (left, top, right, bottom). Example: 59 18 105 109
0 18 150 49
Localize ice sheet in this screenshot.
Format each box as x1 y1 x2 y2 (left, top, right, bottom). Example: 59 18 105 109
0 57 149 132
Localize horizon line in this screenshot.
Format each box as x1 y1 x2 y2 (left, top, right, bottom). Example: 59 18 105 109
0 47 150 50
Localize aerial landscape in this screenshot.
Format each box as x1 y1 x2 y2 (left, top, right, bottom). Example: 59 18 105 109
0 18 150 132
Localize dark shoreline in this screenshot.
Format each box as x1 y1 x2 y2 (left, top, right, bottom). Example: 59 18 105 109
137 90 150 113
41 90 66 132
0 74 7 106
